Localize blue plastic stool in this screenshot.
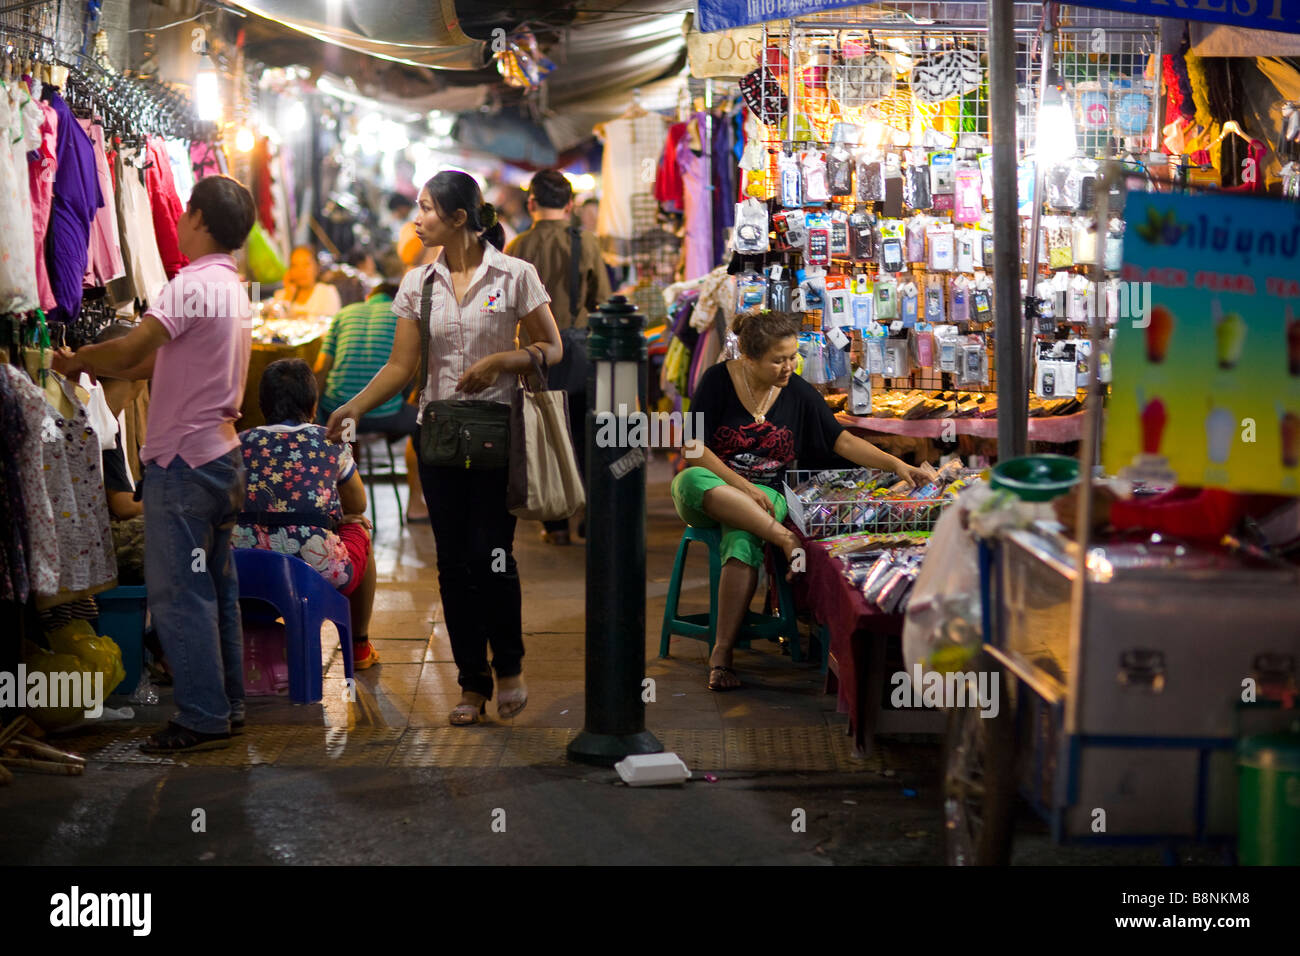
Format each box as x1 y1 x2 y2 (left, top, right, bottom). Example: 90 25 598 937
94 585 148 695
658 526 802 661
233 548 354 703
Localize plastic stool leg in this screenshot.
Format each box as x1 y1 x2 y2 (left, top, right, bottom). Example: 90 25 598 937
659 532 692 657
777 573 804 663
705 533 721 653
285 597 321 703
386 437 405 527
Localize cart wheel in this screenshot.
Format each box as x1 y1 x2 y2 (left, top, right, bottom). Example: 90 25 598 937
941 657 1015 866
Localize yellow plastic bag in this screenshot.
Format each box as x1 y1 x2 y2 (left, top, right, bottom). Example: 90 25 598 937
246 222 286 285
47 620 125 695
18 641 96 729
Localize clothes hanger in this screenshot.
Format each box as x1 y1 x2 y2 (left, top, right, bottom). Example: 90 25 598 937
619 88 648 120
1210 120 1252 148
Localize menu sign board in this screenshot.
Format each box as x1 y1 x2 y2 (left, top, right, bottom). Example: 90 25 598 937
1105 192 1300 494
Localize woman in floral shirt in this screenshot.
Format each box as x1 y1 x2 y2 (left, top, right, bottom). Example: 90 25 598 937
234 359 378 668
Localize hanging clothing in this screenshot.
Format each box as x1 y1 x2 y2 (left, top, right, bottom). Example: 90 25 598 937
144 135 188 278
27 97 57 312
710 110 737 266
190 139 225 180
595 111 669 264
0 366 33 602
678 126 713 281
0 86 38 313
116 148 169 306
80 119 125 287
42 88 101 325
654 122 688 212
165 138 194 205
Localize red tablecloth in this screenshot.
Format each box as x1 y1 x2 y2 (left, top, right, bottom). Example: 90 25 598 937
793 529 903 752
837 412 1086 443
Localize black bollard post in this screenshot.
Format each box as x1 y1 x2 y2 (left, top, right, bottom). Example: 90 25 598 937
567 296 663 766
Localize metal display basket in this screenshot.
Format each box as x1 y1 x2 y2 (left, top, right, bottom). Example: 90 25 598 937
783 467 973 539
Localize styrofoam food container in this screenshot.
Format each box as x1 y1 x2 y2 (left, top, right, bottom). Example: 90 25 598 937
615 752 692 786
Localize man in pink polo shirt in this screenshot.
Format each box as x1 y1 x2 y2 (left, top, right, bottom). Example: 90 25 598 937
56 175 257 753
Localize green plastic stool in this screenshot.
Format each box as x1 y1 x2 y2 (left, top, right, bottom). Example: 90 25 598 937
658 525 803 662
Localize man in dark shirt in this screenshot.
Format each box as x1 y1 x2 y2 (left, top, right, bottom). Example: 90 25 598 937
506 169 611 544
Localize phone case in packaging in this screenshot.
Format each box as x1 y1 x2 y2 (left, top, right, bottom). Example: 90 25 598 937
864 329 886 375
957 335 988 385
910 327 934 367
736 270 767 313
905 217 927 263
850 367 872 414
802 150 829 203
955 230 976 273
852 274 874 328
927 222 955 271
829 210 849 257
883 338 911 378
1104 218 1124 272
954 165 983 223
970 279 993 321
805 212 831 266
874 274 898 320
981 231 994 266
780 152 803 208
949 275 970 323
899 281 919 327
857 156 884 201
924 276 945 325
828 146 853 196
849 210 876 260
799 332 831 384
824 275 851 327
929 152 955 194
935 326 959 372
732 198 770 254
905 164 932 211
883 174 905 217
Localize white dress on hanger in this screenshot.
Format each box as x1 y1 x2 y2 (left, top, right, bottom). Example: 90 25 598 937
0 84 38 313
116 147 170 307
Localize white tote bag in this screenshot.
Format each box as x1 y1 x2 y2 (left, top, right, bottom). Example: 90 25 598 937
507 348 585 521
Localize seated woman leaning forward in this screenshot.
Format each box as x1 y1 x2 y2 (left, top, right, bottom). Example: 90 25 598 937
673 310 932 692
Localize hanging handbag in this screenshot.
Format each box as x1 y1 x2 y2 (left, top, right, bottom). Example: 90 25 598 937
507 346 585 522
415 273 511 470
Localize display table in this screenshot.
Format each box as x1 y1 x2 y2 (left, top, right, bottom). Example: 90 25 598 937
792 529 944 754
837 412 1087 443
239 337 325 430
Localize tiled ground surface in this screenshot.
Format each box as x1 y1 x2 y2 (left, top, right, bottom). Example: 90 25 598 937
51 452 891 774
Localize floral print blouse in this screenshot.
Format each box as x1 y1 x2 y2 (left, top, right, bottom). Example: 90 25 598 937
233 423 358 590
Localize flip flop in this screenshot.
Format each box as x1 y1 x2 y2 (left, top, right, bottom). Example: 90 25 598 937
708 665 741 692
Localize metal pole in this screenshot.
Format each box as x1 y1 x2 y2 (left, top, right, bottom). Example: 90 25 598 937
786 18 796 146
568 296 662 766
1022 2 1056 442
989 0 1026 461
1149 31 1164 154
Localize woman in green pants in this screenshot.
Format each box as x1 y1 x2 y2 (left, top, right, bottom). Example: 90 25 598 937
674 310 931 690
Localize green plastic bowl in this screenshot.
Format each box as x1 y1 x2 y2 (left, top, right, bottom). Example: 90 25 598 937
991 454 1080 502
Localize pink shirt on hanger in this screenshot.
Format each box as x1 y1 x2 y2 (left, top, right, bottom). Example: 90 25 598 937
28 98 57 312
79 119 125 286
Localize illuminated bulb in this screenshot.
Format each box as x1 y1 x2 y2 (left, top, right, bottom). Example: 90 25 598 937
235 126 255 152
1038 84 1079 165
195 55 221 123
285 100 307 133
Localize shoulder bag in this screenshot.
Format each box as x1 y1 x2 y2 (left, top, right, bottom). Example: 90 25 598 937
415 272 511 470
507 346 585 521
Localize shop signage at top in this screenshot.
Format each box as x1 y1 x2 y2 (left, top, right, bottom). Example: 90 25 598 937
696 0 1300 33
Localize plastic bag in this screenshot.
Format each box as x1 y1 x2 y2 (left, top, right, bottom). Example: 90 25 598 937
246 222 286 285
20 620 124 729
46 620 126 696
902 501 982 675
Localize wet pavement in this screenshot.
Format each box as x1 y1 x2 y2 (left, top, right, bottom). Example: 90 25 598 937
0 452 1212 865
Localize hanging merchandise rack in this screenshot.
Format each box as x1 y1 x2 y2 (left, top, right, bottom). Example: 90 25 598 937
732 2 1158 439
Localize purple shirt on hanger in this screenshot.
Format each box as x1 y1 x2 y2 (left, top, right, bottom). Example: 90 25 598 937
42 89 102 324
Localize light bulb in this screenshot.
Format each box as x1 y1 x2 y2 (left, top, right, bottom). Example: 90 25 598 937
195 55 221 123
284 100 307 133
1038 85 1079 165
235 126 255 152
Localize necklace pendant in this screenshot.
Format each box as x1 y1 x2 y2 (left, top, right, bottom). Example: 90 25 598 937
754 414 765 424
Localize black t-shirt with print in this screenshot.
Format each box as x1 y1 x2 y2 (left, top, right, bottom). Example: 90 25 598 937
691 362 846 489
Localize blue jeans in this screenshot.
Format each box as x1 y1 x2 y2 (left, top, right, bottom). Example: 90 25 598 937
143 449 246 735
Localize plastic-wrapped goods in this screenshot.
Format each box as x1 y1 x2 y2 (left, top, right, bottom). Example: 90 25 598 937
829 209 849 257
954 165 983 223
905 163 932 211
736 270 767 313
950 275 970 323
852 274 874 328
957 334 989 385
899 280 919 327
857 154 884 201
970 274 993 322
910 326 935 367
824 274 851 327
863 324 887 375
802 149 829 203
955 228 976 273
805 211 831 267
732 198 770 254
934 324 960 372
906 216 927 263
878 220 904 273
927 222 955 271
924 275 946 325
1104 217 1125 272
779 151 802 207
828 145 854 197
849 210 876 260
874 274 898 321
798 331 832 384
883 338 911 378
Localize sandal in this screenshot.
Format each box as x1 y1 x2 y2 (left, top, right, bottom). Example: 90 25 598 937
354 641 380 671
139 722 232 754
708 665 741 692
450 697 487 726
497 685 528 720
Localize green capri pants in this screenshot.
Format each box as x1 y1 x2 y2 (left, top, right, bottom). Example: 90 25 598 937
670 466 788 568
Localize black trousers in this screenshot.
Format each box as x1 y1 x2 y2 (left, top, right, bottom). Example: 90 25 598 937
419 462 523 698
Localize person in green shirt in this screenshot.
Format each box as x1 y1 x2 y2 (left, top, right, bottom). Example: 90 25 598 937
314 261 427 521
